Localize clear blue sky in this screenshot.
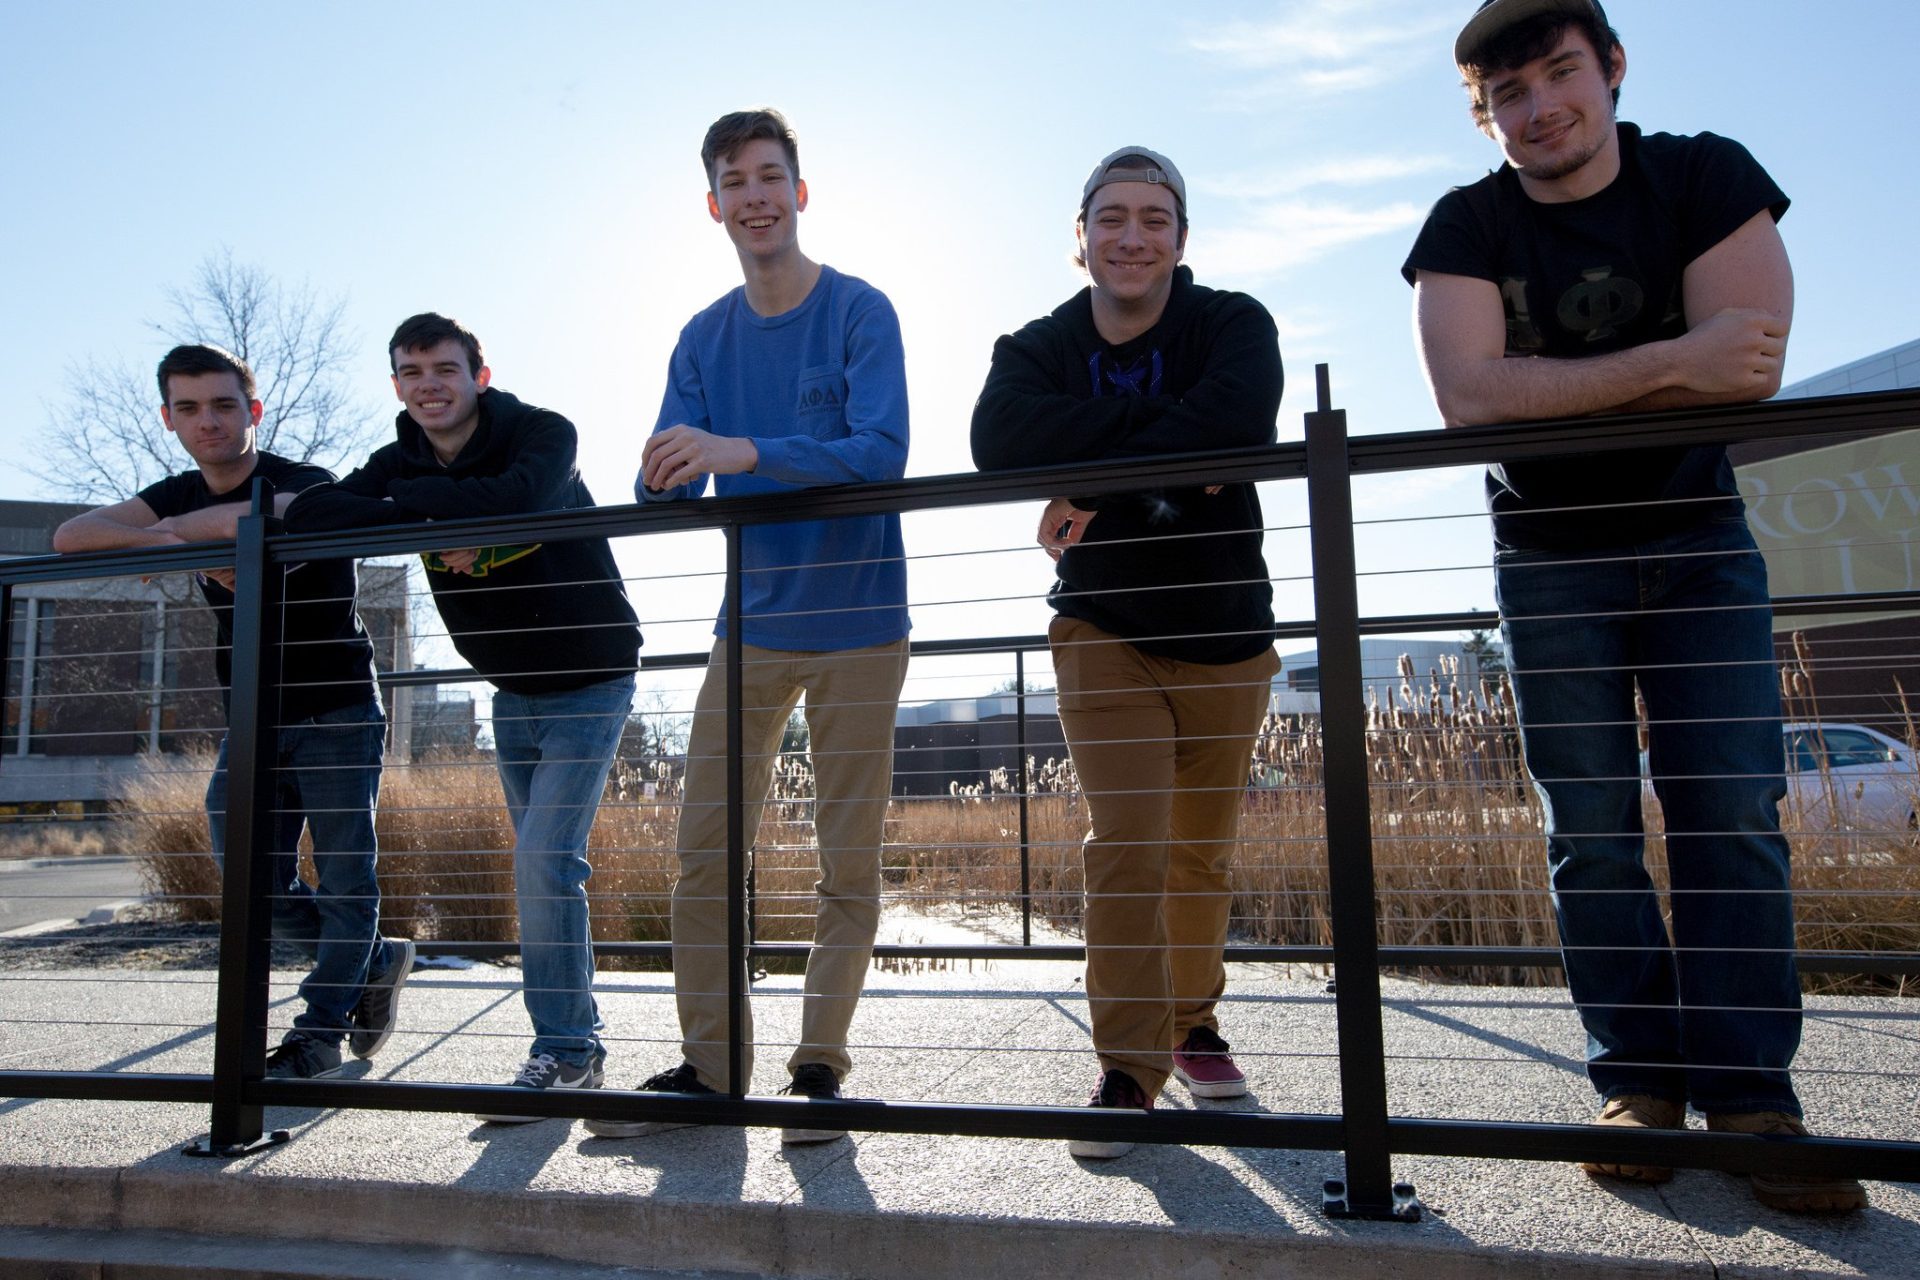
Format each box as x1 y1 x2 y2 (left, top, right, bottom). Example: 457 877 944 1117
4 1 1915 681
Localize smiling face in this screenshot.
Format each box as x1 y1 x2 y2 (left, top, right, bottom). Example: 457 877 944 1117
1078 181 1186 316
390 338 491 462
161 369 262 471
1484 27 1627 200
707 137 808 263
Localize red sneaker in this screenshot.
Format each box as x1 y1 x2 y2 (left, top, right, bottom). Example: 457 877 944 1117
1173 1025 1247 1099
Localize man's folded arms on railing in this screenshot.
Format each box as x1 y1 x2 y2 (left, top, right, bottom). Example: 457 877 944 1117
284 314 640 1120
52 342 414 1083
970 145 1282 1161
1403 0 1862 1214
590 108 910 1147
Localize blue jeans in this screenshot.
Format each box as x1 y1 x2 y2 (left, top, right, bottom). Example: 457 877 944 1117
490 673 634 1065
1495 516 1801 1115
208 697 391 1048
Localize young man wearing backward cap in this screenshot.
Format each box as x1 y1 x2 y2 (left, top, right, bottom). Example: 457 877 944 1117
972 147 1283 1158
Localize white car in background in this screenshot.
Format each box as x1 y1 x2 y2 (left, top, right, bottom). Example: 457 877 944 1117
1780 722 1919 835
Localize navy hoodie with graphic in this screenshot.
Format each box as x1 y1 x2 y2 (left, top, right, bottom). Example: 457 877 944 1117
971 267 1281 665
285 387 640 694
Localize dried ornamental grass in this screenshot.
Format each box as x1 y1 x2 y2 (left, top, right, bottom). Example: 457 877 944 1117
109 639 1919 993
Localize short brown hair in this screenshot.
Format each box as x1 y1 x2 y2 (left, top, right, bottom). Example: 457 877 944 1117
388 312 484 376
1461 10 1622 132
700 109 800 188
156 343 256 404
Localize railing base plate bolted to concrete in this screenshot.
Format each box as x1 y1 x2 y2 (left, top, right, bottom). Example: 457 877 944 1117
1322 1178 1423 1222
181 1129 290 1159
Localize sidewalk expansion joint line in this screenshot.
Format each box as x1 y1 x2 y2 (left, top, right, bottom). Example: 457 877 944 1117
1661 1184 1723 1277
779 978 1060 1205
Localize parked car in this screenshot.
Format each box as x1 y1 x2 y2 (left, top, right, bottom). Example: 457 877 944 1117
1780 722 1919 835
1640 721 1918 836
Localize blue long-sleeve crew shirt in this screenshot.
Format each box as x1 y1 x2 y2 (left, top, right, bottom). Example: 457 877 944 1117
638 264 911 651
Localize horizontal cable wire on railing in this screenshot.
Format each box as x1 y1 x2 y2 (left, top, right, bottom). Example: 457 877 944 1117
4 387 1916 1194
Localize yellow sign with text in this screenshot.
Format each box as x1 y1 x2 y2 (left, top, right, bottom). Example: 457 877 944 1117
1736 428 1920 631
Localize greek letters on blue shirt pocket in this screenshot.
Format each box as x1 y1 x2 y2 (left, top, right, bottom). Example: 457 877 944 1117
794 362 849 440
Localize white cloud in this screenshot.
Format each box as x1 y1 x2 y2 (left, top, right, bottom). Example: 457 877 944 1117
1188 0 1453 105
1190 0 1441 67
1269 312 1334 346
1193 154 1454 199
1189 198 1426 281
1351 468 1479 516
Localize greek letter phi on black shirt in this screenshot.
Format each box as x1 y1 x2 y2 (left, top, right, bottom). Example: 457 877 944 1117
1401 124 1789 551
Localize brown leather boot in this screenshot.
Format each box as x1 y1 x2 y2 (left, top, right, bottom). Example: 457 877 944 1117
1581 1093 1686 1183
1706 1110 1868 1213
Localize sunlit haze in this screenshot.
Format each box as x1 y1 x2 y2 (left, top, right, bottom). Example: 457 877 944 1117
5 0 1915 700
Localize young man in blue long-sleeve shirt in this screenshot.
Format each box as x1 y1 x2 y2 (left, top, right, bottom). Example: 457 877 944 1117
589 109 909 1144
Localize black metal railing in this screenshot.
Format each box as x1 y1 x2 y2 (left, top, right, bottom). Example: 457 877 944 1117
4 369 1919 1217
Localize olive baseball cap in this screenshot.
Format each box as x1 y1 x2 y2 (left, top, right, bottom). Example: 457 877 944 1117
1455 0 1610 65
1079 147 1186 216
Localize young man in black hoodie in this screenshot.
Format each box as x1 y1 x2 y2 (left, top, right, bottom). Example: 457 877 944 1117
53 343 412 1081
971 148 1282 1157
285 314 640 1118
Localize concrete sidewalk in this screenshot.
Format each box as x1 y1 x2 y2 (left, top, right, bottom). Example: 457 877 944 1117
0 953 1915 1278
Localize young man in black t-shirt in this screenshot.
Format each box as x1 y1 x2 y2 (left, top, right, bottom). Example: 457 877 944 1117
53 344 412 1081
1402 0 1862 1213
972 148 1282 1158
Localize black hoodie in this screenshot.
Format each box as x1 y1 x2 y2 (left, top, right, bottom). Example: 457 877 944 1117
285 388 640 695
970 267 1282 665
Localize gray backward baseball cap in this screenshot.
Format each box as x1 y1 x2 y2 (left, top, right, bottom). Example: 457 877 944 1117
1455 0 1610 66
1080 147 1187 216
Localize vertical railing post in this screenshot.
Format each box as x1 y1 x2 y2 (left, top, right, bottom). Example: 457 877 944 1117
724 525 748 1097
1015 649 1032 947
17 596 39 758
1305 365 1419 1221
0 582 14 762
187 478 287 1157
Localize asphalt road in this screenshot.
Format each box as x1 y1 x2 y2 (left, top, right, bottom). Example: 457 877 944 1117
0 858 145 934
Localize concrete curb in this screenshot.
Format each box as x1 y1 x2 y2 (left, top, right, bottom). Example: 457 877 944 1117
0 1224 731 1279
0 1164 1686 1280
0 900 145 938
0 856 138 871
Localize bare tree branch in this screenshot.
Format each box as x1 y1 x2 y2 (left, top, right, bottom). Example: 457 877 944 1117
32 249 383 500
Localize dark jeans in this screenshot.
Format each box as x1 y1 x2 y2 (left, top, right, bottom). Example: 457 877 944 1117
1496 516 1801 1115
208 696 391 1047
491 673 634 1066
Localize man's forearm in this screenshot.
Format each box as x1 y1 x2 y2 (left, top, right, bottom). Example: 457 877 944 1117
283 486 419 532
51 513 180 553
157 502 247 542
1607 384 1774 415
1434 341 1685 427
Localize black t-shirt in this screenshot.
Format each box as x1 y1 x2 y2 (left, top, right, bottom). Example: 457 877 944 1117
138 453 377 724
1401 124 1790 550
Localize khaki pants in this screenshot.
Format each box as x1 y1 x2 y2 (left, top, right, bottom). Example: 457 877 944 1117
671 637 909 1090
1050 616 1277 1095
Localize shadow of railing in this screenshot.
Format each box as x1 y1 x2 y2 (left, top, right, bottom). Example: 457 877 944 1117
3 369 1918 1218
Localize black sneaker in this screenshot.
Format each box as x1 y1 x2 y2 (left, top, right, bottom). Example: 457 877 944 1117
780 1062 847 1145
348 937 416 1060
583 1062 716 1139
1068 1069 1152 1160
264 1034 343 1080
474 1050 605 1124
